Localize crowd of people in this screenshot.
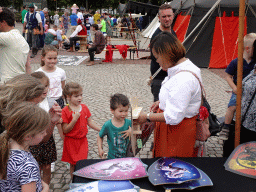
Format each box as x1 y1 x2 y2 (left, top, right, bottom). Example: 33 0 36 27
20 3 139 61
0 6 135 190
1 2 256 192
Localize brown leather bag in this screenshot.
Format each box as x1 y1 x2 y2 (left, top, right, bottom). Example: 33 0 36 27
176 70 211 142
196 116 211 141
33 28 40 35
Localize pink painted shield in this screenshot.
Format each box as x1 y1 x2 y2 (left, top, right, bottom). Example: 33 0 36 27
73 157 148 180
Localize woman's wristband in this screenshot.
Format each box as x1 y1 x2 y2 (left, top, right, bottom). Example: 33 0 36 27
147 113 151 122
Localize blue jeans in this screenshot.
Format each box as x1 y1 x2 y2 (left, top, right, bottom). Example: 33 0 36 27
228 92 237 107
39 28 45 48
87 30 91 42
50 40 58 46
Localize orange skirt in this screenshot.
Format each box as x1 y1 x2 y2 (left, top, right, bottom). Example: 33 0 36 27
153 111 197 158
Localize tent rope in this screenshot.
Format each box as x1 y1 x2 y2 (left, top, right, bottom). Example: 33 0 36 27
183 0 222 44
174 5 194 34
248 4 256 18
231 5 249 61
186 5 217 52
217 5 228 66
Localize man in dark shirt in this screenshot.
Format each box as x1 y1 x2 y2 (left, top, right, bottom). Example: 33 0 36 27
150 4 176 101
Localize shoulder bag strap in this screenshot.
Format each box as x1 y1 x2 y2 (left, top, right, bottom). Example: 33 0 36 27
175 70 206 105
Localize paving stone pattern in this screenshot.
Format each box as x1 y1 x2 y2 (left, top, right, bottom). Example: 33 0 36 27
30 63 230 191
16 22 231 191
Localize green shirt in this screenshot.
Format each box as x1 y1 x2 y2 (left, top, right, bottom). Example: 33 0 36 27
99 119 131 159
44 32 55 45
101 19 106 33
21 9 28 24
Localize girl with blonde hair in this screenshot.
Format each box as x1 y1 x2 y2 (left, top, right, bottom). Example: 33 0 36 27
0 74 45 134
0 102 50 191
36 45 66 140
61 82 101 178
0 74 62 142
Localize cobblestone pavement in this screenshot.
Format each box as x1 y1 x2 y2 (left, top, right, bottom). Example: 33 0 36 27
31 63 230 192
15 23 231 191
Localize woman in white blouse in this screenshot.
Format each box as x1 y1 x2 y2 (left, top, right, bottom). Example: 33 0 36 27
137 32 202 157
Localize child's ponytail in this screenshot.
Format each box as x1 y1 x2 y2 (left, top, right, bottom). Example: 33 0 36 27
0 102 50 179
0 130 10 179
62 83 69 104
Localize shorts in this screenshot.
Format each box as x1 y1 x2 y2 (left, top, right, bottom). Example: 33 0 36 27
55 96 65 109
50 40 58 46
228 92 237 107
57 33 62 41
29 136 57 166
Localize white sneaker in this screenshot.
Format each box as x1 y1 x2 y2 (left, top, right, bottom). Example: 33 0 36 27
51 162 55 172
219 127 230 140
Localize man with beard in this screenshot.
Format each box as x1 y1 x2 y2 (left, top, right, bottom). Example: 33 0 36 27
150 4 176 102
23 3 43 58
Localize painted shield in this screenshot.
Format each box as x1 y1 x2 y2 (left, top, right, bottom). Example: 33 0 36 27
224 141 256 179
73 157 148 180
67 180 140 192
148 157 201 185
163 168 213 190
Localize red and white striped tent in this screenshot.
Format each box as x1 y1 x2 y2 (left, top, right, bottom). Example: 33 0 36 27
144 0 256 68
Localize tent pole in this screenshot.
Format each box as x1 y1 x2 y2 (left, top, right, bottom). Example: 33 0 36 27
235 0 246 148
183 0 222 44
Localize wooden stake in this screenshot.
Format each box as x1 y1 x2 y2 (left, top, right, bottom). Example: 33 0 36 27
235 0 246 148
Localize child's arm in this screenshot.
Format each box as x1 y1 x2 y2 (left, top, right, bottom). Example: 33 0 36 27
120 126 131 140
22 182 36 192
41 181 49 192
25 56 32 74
225 72 237 94
87 117 101 131
41 103 62 143
61 80 65 91
62 112 80 134
22 181 49 192
97 134 105 159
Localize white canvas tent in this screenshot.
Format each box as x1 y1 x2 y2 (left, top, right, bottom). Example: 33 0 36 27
141 15 160 38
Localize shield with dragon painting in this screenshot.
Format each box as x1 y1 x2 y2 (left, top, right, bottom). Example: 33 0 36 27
148 157 201 185
163 168 213 190
73 157 148 180
224 141 256 179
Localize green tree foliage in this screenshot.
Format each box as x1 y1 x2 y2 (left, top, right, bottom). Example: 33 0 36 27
1 0 14 9
44 0 165 13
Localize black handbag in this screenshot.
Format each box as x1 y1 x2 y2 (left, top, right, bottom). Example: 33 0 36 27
202 96 221 136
